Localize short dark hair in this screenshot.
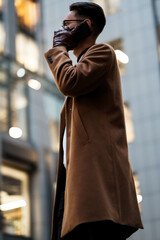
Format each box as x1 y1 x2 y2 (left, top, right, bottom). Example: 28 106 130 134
70 2 106 37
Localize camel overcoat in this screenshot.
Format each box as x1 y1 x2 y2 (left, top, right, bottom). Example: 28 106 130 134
44 43 143 240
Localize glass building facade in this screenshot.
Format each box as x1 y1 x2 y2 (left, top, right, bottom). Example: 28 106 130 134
1 166 30 236
43 0 160 240
92 1 160 240
1 0 160 240
0 1 64 240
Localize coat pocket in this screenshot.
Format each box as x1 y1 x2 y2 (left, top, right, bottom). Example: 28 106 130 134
73 106 90 144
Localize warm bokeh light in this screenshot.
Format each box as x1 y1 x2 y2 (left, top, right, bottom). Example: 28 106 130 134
16 33 39 72
28 79 41 90
14 95 28 109
0 0 2 9
115 49 129 64
0 200 27 211
9 127 23 139
15 0 39 29
123 104 135 143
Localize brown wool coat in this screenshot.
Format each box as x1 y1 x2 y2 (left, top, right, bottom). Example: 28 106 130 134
44 43 143 240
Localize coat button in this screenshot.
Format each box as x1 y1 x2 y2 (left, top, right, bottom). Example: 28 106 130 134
47 56 53 64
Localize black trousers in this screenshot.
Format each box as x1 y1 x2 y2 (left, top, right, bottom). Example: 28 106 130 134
57 167 137 240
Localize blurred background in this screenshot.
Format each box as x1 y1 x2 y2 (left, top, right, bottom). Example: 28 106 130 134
0 0 160 239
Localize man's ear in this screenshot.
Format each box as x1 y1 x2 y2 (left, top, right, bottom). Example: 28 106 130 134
85 19 92 29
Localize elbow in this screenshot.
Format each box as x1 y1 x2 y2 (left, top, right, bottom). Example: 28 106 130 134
56 76 77 97
57 84 75 97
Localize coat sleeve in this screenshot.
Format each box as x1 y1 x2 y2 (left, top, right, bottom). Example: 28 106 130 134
44 44 114 97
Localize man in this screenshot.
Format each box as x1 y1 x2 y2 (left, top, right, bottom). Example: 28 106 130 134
44 2 143 240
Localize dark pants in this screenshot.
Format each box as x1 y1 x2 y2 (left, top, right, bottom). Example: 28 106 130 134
57 167 137 240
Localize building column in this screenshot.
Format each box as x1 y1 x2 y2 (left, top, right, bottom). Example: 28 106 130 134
3 0 16 57
29 87 54 240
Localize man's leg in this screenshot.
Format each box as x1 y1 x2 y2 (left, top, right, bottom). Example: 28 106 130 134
57 166 67 240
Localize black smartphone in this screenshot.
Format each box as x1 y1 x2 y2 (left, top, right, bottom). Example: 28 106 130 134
72 21 91 43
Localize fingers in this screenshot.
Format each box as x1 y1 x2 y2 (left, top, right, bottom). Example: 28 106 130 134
63 26 70 30
54 27 70 34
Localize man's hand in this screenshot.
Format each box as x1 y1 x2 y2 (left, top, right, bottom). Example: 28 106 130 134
53 22 91 51
53 26 76 51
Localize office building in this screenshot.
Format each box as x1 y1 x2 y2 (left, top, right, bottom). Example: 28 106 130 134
1 0 160 240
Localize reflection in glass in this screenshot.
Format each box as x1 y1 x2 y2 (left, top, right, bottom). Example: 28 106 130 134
16 33 39 72
108 38 126 75
133 173 142 211
123 103 135 143
0 0 3 11
0 88 8 131
1 166 30 236
44 93 64 152
0 22 6 53
15 0 40 34
158 26 160 59
11 81 28 140
0 70 7 83
1 199 27 211
49 119 60 152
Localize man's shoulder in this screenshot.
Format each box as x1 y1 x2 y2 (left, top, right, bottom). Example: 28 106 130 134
83 43 115 59
88 43 115 52
80 43 115 63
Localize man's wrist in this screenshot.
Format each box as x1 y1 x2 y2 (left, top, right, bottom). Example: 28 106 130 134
53 44 68 51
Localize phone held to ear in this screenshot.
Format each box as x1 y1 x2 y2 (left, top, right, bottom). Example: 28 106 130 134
72 21 91 43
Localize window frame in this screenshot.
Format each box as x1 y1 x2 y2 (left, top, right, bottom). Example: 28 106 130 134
1 165 31 237
0 55 30 141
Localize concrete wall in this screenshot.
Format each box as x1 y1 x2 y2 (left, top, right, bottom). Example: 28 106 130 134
98 0 160 239
42 0 160 239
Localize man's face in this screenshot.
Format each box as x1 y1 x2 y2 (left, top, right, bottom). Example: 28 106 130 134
62 10 84 29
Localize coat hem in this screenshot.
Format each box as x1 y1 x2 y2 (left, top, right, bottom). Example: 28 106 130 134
61 217 143 238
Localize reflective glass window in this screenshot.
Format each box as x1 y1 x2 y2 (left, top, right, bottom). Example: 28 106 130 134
16 32 39 72
0 0 6 53
123 103 135 143
0 21 5 53
0 0 3 11
0 70 7 83
15 0 40 34
108 38 127 75
158 26 160 60
10 81 28 140
155 0 160 25
0 166 31 237
0 87 8 131
43 93 64 152
133 173 142 211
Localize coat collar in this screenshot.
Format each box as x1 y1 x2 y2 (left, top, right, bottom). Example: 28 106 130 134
77 47 90 62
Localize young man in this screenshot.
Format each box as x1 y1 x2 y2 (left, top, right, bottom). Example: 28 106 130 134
44 2 143 240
